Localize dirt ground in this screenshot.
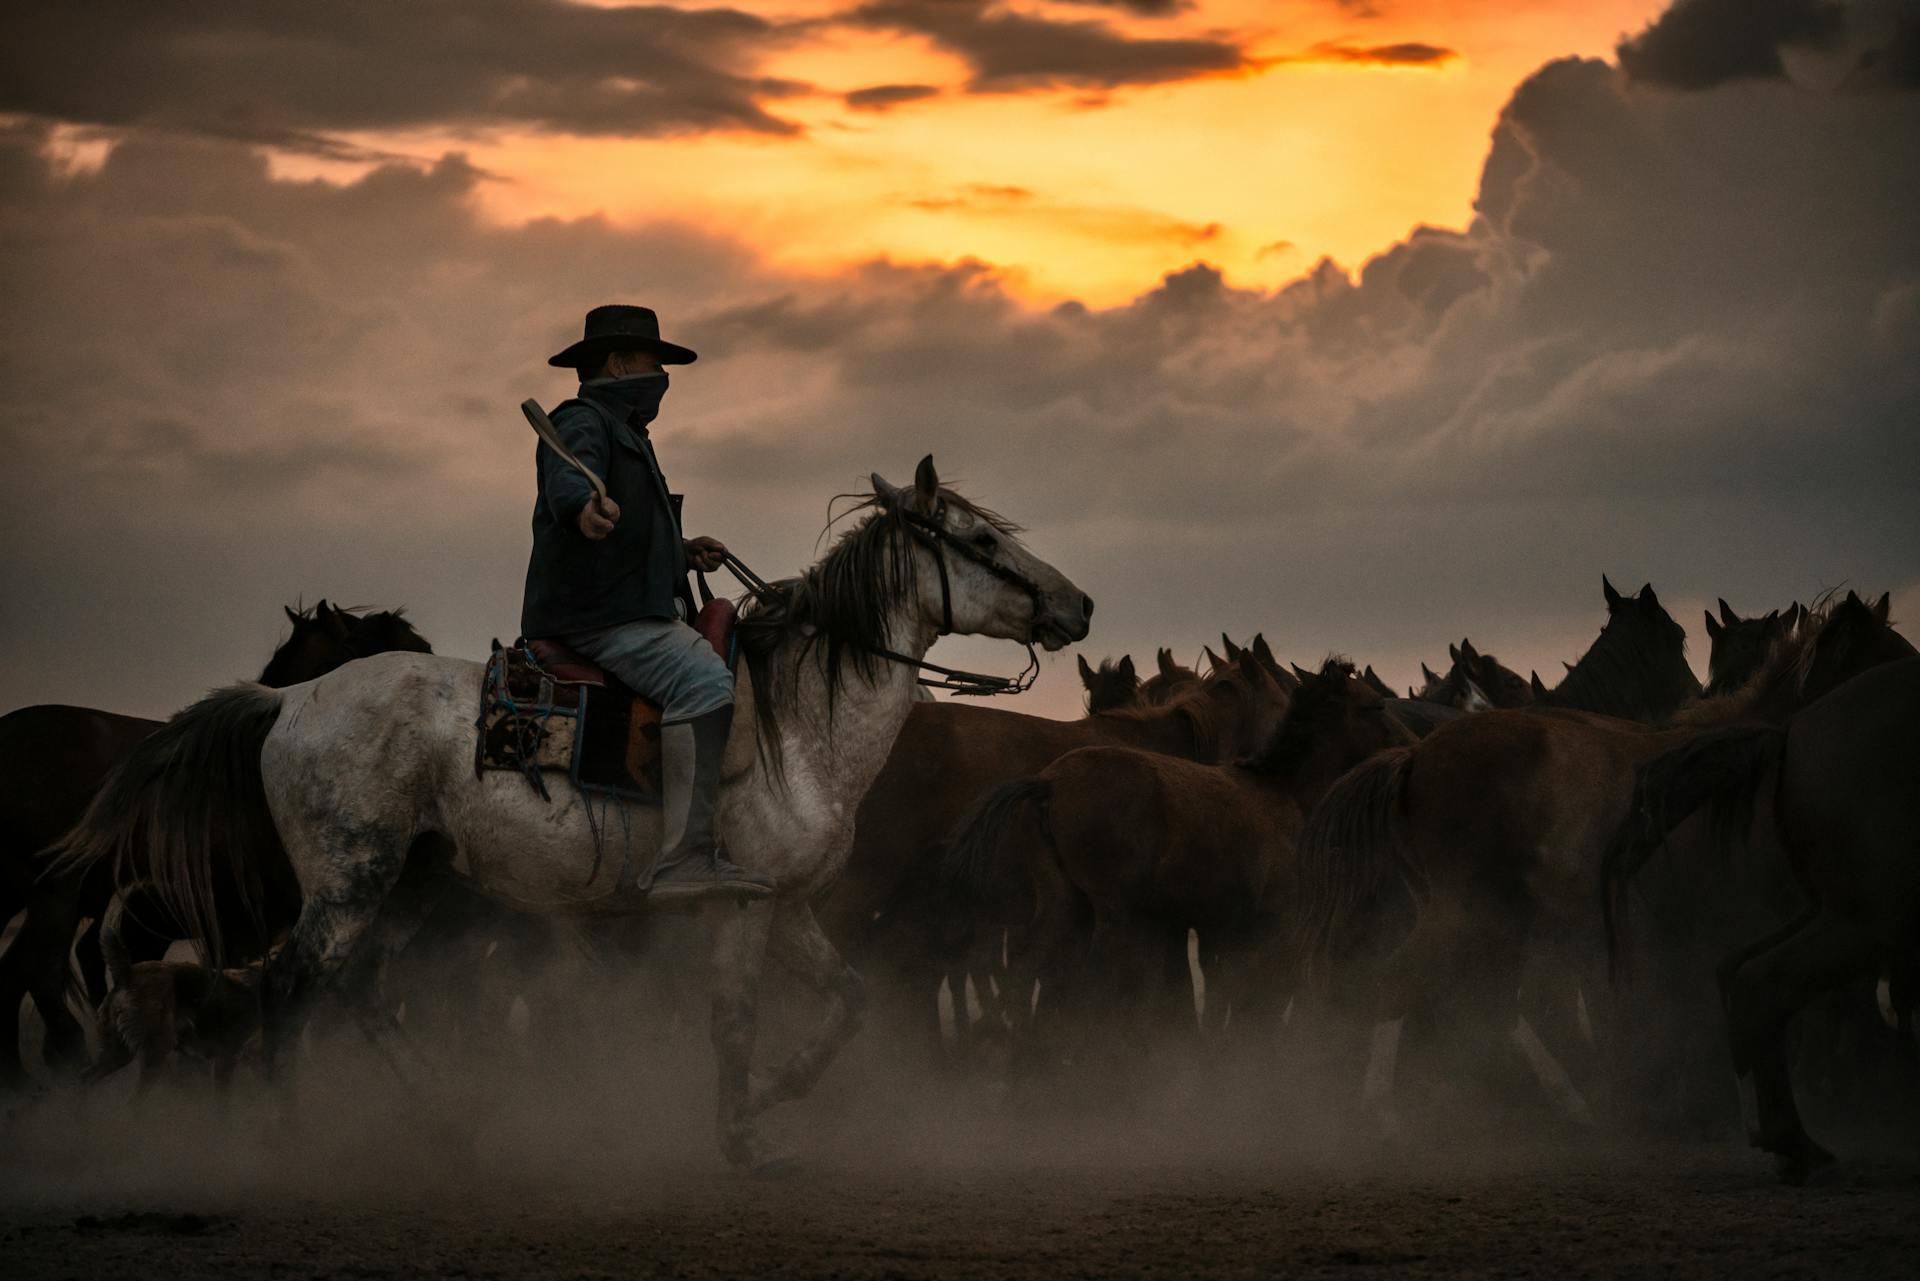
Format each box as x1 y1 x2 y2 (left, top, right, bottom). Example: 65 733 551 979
5 1063 1917 1281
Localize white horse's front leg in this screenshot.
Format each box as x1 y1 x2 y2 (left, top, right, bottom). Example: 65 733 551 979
747 900 867 1116
707 898 783 1173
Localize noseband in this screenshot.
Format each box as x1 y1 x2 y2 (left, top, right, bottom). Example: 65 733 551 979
722 498 1047 697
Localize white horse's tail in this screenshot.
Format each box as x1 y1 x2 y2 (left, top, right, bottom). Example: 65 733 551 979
47 684 288 968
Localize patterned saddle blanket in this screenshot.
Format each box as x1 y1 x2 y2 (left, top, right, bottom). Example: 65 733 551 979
475 601 738 805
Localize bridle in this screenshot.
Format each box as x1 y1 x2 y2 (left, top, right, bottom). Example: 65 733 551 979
720 497 1048 697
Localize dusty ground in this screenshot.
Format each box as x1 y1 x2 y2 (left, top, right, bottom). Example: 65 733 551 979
5 1077 1916 1281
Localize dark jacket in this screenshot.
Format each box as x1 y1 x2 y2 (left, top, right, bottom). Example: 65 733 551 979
520 381 690 638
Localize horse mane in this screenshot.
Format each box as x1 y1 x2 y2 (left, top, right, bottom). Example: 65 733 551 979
1242 656 1356 777
1670 591 1863 727
1090 662 1263 760
735 486 1018 763
1543 595 1692 721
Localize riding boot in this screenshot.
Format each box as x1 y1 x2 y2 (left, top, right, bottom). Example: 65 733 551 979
647 704 776 901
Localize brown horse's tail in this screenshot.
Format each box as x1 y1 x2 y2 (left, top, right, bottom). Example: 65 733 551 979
1600 724 1786 984
1293 746 1420 993
44 684 285 969
938 777 1053 943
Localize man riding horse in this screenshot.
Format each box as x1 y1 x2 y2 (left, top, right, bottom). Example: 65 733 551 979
523 304 774 901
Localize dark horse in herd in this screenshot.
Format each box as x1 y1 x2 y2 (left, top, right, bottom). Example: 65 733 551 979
4 529 1913 1186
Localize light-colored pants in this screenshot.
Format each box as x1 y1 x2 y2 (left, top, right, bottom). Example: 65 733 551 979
564 617 733 723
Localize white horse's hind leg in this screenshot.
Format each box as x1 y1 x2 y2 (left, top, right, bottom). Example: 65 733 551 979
708 898 780 1173
261 828 413 1086
748 901 867 1115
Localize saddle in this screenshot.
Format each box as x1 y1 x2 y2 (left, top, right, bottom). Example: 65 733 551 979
475 598 740 805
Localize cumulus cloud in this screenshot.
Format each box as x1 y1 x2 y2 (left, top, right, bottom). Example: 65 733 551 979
0 0 808 144
2 39 1918 719
842 0 1248 93
1616 0 1866 88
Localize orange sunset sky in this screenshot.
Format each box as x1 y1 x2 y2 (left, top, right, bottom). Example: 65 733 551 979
272 0 1669 304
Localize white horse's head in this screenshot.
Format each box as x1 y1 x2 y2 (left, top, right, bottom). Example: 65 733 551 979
869 455 1092 652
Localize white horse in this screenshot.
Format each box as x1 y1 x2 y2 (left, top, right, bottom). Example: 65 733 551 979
62 456 1092 1171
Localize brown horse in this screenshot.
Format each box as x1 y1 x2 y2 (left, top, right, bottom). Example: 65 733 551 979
941 659 1412 1071
1293 592 1913 1130
1077 654 1142 713
1448 640 1532 709
815 649 1290 1064
1143 648 1201 705
1604 652 1920 1183
1527 577 1701 722
1702 599 1793 698
0 602 430 1088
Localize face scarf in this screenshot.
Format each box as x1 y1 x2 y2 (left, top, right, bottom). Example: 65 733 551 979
583 371 669 428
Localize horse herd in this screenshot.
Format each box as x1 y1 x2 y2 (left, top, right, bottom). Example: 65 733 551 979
1 463 1915 1185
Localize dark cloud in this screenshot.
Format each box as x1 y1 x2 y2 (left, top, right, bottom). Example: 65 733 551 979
903 184 1220 246
1051 0 1192 14
1296 41 1459 67
0 1 808 144
2 55 1916 722
843 0 1248 92
1617 0 1846 88
845 84 943 112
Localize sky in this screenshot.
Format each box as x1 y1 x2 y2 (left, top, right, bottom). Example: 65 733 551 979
2 0 1917 721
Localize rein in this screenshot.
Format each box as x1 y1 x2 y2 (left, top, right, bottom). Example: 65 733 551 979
719 499 1043 698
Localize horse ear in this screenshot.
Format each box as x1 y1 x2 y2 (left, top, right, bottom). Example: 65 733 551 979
870 472 901 506
319 603 353 642
1221 634 1242 661
1603 575 1623 609
1639 582 1659 607
1157 648 1178 678
1704 610 1722 639
1447 642 1461 664
1117 654 1136 681
1291 662 1313 684
1252 634 1277 665
1530 671 1548 697
1077 654 1094 685
1421 661 1439 683
1873 592 1891 623
285 605 303 626
1718 598 1737 625
913 455 939 508
1203 645 1225 674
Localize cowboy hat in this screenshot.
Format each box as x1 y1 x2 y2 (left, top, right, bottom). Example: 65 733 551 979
547 304 698 369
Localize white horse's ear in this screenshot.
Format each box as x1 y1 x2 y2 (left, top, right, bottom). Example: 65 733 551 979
914 455 939 507
870 472 901 505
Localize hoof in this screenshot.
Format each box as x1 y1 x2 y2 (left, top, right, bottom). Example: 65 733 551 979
1775 1142 1838 1187
750 1149 802 1180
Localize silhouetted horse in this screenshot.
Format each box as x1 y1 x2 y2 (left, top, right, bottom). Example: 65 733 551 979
1293 592 1911 1132
1448 640 1532 709
941 659 1412 1074
1527 577 1701 722
0 602 430 1088
1077 654 1141 714
819 650 1289 1066
1606 643 1920 1183
1702 598 1793 698
1143 649 1200 705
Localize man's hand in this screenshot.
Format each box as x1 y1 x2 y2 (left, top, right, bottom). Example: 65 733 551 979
684 535 728 573
577 494 620 540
